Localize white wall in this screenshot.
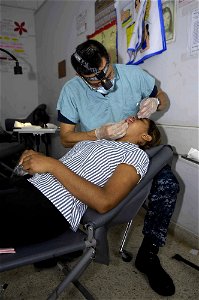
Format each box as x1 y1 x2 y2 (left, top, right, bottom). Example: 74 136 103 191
136 1 199 240
0 5 38 127
172 156 199 239
139 1 199 154
35 1 95 122
35 0 95 157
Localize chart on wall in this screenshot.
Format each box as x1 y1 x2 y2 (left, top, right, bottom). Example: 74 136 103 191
115 0 167 65
162 0 176 43
87 0 117 64
0 16 29 73
95 0 116 30
87 20 117 64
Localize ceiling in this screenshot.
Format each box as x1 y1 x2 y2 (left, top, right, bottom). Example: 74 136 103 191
1 0 46 11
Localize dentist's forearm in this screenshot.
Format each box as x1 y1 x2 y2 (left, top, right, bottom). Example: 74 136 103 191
156 89 169 111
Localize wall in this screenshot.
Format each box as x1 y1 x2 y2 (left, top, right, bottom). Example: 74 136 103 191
37 1 199 242
135 1 199 241
0 5 38 127
35 0 95 157
137 2 199 155
171 155 199 244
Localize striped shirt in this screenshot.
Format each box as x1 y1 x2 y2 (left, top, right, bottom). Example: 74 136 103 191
28 140 149 231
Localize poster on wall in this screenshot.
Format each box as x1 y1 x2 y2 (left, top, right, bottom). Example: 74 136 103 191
76 10 87 36
115 0 167 65
0 17 29 73
90 0 117 63
178 0 194 7
190 8 199 56
87 20 117 63
95 0 116 30
162 0 176 43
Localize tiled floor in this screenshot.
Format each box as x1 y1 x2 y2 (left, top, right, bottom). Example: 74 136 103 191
1 208 199 300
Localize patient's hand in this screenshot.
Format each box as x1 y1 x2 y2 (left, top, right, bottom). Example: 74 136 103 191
20 150 57 175
19 149 39 164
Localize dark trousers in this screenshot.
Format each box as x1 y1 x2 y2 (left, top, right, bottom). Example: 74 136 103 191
143 165 180 247
0 177 69 247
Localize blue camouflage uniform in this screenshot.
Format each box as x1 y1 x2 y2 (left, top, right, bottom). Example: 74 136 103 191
144 165 179 246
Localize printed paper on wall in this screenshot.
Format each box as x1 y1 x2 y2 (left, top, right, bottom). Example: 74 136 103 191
87 20 117 64
115 0 167 65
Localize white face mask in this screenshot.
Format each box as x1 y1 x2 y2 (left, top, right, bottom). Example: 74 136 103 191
96 78 116 95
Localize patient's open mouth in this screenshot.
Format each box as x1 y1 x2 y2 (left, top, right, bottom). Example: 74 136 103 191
125 116 138 124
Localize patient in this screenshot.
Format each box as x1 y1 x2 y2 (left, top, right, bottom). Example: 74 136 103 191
0 118 160 248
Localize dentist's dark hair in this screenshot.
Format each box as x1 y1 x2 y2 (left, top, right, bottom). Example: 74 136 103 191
71 40 109 76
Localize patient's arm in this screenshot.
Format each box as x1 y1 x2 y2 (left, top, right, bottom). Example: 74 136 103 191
21 151 140 214
52 162 140 213
60 123 96 148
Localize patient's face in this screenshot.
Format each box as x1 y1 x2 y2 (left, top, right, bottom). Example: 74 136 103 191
125 117 150 137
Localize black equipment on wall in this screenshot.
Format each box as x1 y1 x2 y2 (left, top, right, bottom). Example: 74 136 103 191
0 48 23 74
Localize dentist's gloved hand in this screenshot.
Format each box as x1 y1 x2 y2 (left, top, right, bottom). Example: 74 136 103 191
137 97 159 119
95 120 128 140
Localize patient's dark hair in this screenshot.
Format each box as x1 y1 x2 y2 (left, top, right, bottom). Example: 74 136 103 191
71 40 109 76
140 119 161 150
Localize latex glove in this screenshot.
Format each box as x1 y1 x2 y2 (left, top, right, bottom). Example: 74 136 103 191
95 120 128 140
137 97 159 119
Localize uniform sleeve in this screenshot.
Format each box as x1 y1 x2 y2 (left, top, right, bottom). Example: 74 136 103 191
56 84 80 124
122 148 150 181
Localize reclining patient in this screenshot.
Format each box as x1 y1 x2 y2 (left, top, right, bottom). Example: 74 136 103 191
0 118 160 247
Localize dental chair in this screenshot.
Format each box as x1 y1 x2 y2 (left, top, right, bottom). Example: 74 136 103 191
0 142 25 178
0 145 173 300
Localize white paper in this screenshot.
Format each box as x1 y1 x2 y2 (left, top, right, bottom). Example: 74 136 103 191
187 148 199 162
76 10 87 36
190 8 199 56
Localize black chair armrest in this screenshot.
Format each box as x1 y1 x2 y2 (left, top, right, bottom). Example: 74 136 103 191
0 142 25 160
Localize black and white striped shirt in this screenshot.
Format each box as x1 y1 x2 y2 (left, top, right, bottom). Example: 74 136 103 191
28 140 149 231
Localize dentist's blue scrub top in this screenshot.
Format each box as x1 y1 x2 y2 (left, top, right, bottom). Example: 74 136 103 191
56 64 155 131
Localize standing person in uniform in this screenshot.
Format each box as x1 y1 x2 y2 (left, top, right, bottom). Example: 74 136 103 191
57 40 179 297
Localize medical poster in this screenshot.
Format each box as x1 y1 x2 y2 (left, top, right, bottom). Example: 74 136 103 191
162 0 176 43
115 0 166 65
87 20 117 63
190 8 199 56
0 17 29 72
76 10 87 36
95 0 116 30
178 0 194 7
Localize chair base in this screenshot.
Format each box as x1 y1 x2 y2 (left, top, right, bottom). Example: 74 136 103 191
0 226 96 300
50 251 95 300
